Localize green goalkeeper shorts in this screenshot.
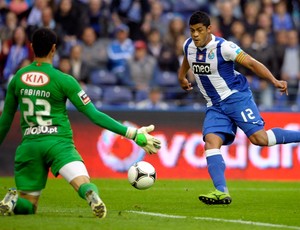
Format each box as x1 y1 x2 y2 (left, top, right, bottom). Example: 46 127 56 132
14 138 83 191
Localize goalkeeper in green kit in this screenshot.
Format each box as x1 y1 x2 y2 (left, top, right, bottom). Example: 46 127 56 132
0 28 161 218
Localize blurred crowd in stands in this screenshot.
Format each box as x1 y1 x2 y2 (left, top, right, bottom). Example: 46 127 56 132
0 0 299 111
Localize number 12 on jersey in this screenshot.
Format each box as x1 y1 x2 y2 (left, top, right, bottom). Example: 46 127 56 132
240 108 255 122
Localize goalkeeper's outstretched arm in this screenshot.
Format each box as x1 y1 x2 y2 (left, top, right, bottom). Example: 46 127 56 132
81 104 161 154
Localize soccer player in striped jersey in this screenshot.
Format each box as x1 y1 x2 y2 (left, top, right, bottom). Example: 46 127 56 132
178 11 300 205
0 28 161 218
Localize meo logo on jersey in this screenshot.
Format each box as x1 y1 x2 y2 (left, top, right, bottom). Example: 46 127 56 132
192 62 212 75
21 72 49 86
78 90 91 105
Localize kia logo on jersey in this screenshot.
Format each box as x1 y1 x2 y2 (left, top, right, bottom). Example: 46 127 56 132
21 72 50 86
192 62 212 75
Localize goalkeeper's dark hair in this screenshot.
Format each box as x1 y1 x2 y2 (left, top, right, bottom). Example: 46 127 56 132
31 28 57 58
189 11 211 28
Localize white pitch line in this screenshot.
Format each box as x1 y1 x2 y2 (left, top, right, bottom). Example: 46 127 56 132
193 217 300 230
126 210 300 230
230 188 300 192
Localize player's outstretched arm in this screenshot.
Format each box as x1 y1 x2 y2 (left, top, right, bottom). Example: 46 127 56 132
236 52 288 95
82 105 161 154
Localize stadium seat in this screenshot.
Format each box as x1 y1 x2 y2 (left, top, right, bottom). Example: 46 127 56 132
90 69 117 86
85 84 102 101
102 86 133 105
135 90 148 102
155 71 178 87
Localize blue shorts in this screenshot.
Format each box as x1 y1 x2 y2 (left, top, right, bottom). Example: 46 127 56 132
203 89 265 145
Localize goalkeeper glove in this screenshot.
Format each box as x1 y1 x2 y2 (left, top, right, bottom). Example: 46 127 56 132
126 125 161 154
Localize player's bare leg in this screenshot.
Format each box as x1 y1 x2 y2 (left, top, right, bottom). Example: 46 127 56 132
60 161 107 218
71 175 106 218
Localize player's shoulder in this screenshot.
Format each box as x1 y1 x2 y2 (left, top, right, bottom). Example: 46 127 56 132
183 37 196 54
54 69 78 85
54 68 72 79
14 63 33 75
10 63 33 84
217 36 239 49
11 63 77 88
183 37 193 46
213 36 231 47
183 37 195 47
217 37 242 55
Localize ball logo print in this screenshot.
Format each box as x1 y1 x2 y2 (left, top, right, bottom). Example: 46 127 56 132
128 161 156 190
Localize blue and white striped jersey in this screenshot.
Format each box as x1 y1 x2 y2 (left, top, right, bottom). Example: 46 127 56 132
183 34 249 107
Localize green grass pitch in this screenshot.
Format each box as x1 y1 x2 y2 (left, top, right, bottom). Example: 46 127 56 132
1 177 300 230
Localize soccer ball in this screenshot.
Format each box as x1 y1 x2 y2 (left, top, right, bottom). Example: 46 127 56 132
127 161 156 190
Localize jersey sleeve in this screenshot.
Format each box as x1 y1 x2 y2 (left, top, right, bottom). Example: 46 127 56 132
61 74 92 112
221 41 243 62
0 77 19 144
81 103 128 136
61 74 128 136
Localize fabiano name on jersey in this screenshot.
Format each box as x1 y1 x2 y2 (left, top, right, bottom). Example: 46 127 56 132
20 88 51 98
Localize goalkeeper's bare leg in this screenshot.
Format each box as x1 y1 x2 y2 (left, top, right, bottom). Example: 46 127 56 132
60 161 107 218
70 175 107 218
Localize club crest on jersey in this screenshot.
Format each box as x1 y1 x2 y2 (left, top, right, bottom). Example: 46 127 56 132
192 62 212 75
208 50 215 59
198 54 204 60
21 72 49 86
78 90 90 105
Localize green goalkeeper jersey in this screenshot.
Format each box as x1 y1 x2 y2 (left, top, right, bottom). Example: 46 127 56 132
0 61 128 143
